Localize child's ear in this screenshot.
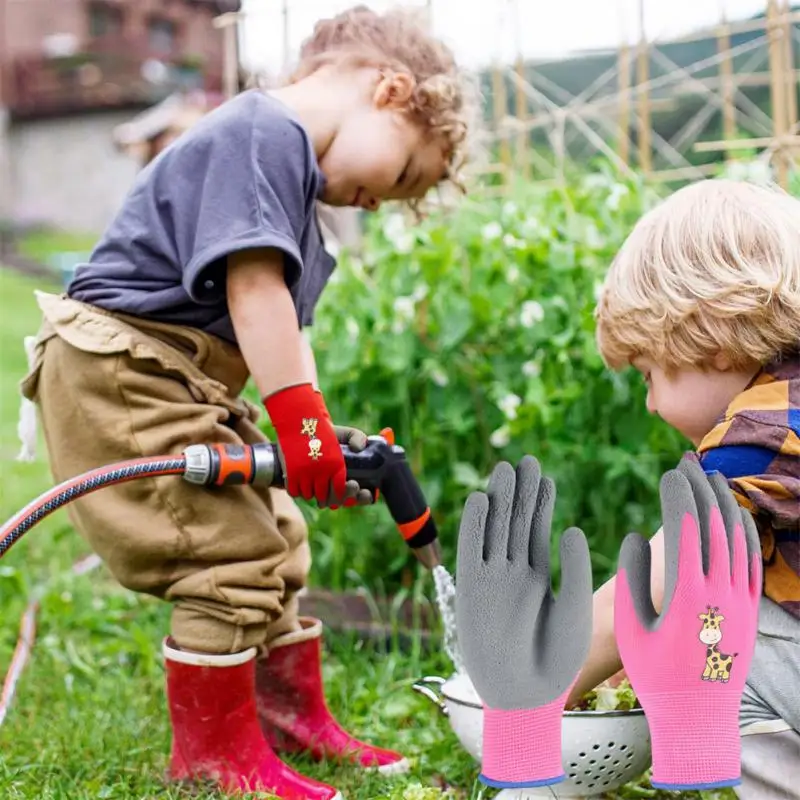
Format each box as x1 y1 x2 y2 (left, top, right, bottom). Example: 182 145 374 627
711 352 734 371
374 71 415 108
711 351 761 376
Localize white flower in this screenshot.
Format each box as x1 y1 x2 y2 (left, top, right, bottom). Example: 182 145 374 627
383 212 406 241
606 183 629 211
593 280 604 302
503 233 519 249
522 360 541 378
490 425 511 448
393 296 415 320
345 317 359 338
584 223 603 249
481 221 503 241
391 296 415 334
397 234 415 254
498 393 521 420
508 265 520 284
502 200 518 217
431 367 449 387
520 300 545 328
411 284 429 302
384 214 416 253
521 216 544 237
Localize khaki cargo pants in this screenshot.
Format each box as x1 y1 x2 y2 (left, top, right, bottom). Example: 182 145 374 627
21 292 310 654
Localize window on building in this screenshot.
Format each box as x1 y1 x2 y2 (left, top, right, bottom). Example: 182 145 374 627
148 18 178 54
88 2 124 38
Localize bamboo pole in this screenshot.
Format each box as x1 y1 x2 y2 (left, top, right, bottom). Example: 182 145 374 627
768 0 789 187
509 0 528 179
636 0 651 174
492 64 511 181
694 133 800 151
513 31 770 138
618 42 632 165
718 12 736 158
282 0 290 73
515 56 530 179
212 12 242 99
783 0 798 134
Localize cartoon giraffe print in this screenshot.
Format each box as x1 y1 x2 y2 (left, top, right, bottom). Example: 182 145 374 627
698 606 738 683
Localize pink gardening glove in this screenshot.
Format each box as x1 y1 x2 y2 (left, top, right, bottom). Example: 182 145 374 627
615 456 762 791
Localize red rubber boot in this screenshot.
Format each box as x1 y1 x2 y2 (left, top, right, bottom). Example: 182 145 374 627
255 618 409 775
164 638 343 799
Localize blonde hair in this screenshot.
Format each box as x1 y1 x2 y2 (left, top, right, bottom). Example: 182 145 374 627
289 4 476 191
595 178 800 372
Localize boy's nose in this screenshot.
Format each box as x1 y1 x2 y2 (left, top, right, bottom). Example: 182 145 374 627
365 195 381 211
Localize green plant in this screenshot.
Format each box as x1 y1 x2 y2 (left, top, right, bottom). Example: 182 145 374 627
0 200 733 800
278 167 692 593
172 52 205 71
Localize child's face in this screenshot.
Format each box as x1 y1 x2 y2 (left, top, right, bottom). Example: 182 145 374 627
318 72 449 210
632 356 759 446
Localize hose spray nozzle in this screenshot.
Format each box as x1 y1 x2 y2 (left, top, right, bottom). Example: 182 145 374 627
182 436 441 570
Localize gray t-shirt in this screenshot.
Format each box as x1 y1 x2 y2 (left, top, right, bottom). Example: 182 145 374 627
68 90 336 342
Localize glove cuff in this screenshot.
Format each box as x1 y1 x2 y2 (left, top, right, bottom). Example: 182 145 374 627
480 696 567 788
646 691 742 790
262 382 314 406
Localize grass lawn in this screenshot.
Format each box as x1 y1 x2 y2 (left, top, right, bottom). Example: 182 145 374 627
0 268 731 799
15 229 97 266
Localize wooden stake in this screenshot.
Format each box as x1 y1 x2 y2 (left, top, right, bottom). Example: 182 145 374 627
515 56 530 178
212 12 242 100
783 0 798 134
492 64 511 181
618 42 631 165
718 14 736 158
282 0 290 73
694 133 800 151
636 0 652 174
768 0 789 187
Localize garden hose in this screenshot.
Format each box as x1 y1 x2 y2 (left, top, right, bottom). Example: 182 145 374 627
0 456 186 558
1 437 441 568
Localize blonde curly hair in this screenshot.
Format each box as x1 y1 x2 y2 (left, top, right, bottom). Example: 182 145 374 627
288 4 476 193
595 178 800 373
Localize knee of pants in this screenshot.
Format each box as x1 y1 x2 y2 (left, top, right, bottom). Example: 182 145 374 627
739 728 800 800
171 600 273 654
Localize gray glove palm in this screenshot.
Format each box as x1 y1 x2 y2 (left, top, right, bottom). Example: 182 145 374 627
455 456 593 787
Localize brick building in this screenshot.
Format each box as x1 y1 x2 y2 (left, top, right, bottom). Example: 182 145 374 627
0 0 240 232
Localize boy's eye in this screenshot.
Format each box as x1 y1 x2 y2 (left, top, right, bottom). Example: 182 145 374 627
396 168 408 186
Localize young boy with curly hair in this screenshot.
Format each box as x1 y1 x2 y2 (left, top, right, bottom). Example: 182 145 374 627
579 178 800 799
19 6 473 798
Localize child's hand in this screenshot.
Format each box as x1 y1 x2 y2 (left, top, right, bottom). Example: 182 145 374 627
321 408 374 509
614 456 762 791
263 383 346 504
455 455 593 788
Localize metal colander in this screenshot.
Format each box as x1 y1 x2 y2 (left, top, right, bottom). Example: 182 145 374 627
413 674 652 799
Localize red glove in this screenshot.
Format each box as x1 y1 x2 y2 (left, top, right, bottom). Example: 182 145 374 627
263 383 346 504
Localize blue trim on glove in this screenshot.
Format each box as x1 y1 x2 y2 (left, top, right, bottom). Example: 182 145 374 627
652 778 741 791
479 772 566 789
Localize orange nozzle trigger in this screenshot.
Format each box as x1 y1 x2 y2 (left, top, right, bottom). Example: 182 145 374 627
374 427 396 502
